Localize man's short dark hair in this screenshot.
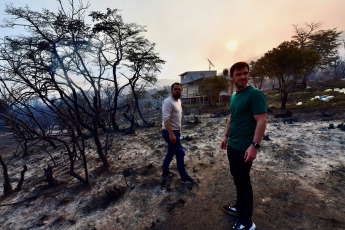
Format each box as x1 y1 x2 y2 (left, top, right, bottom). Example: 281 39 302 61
230 62 250 77
171 82 182 90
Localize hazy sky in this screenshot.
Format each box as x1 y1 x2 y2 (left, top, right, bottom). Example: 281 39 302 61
1 0 345 81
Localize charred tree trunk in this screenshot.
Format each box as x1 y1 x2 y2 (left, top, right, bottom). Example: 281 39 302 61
136 103 154 127
110 112 120 131
131 84 155 128
80 150 90 186
44 165 59 186
92 117 110 171
0 153 13 196
92 96 110 171
67 147 88 185
68 130 90 186
15 165 27 191
74 128 90 186
110 90 120 131
98 117 108 133
110 70 122 132
302 77 307 89
104 132 114 156
280 89 288 110
123 112 136 134
21 140 29 156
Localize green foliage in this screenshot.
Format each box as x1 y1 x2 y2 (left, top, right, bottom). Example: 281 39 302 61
264 41 319 77
250 59 268 89
292 23 342 69
255 41 320 109
198 76 228 106
307 29 342 68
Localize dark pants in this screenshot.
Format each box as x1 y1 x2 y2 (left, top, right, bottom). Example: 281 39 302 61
162 130 189 179
227 146 253 226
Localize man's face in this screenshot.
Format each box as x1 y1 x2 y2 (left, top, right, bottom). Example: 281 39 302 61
171 84 182 99
231 67 249 91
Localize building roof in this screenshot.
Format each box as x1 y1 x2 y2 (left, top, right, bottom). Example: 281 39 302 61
179 70 216 76
180 70 217 85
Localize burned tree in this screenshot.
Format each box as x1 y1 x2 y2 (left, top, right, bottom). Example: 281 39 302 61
0 1 98 184
126 45 165 127
0 153 13 196
0 153 27 196
90 8 165 129
0 78 90 185
0 1 165 188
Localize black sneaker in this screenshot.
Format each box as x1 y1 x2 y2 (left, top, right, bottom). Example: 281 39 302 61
181 177 197 185
223 204 237 215
233 221 256 230
162 171 176 177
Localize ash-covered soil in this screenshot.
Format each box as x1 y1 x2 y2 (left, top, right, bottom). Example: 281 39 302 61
0 108 345 230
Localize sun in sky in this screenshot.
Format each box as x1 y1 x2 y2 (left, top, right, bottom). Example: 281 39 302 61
227 40 237 51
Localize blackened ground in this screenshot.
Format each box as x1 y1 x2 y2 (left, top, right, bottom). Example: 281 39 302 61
0 107 345 230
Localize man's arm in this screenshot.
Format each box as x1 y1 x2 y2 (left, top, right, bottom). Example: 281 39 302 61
244 112 267 163
164 119 176 144
220 114 231 150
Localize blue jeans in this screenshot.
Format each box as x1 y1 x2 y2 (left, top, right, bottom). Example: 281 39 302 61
227 146 253 226
162 130 189 179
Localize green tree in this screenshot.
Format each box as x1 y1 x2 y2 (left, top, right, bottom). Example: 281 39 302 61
249 60 267 90
292 22 322 49
307 28 342 68
198 76 228 106
259 41 320 109
292 23 342 87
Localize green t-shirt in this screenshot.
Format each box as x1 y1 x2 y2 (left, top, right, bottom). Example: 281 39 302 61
227 85 267 151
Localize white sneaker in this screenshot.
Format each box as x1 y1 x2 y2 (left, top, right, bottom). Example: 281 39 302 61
233 221 256 230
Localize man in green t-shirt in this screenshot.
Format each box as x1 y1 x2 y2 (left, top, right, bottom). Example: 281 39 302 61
220 62 267 230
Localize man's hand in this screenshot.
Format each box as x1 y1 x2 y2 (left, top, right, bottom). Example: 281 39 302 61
220 136 228 150
169 133 177 144
244 145 257 163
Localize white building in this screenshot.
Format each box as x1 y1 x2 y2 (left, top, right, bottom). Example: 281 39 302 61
179 70 232 104
179 70 216 104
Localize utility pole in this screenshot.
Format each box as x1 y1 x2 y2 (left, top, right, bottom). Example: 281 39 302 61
207 59 215 70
